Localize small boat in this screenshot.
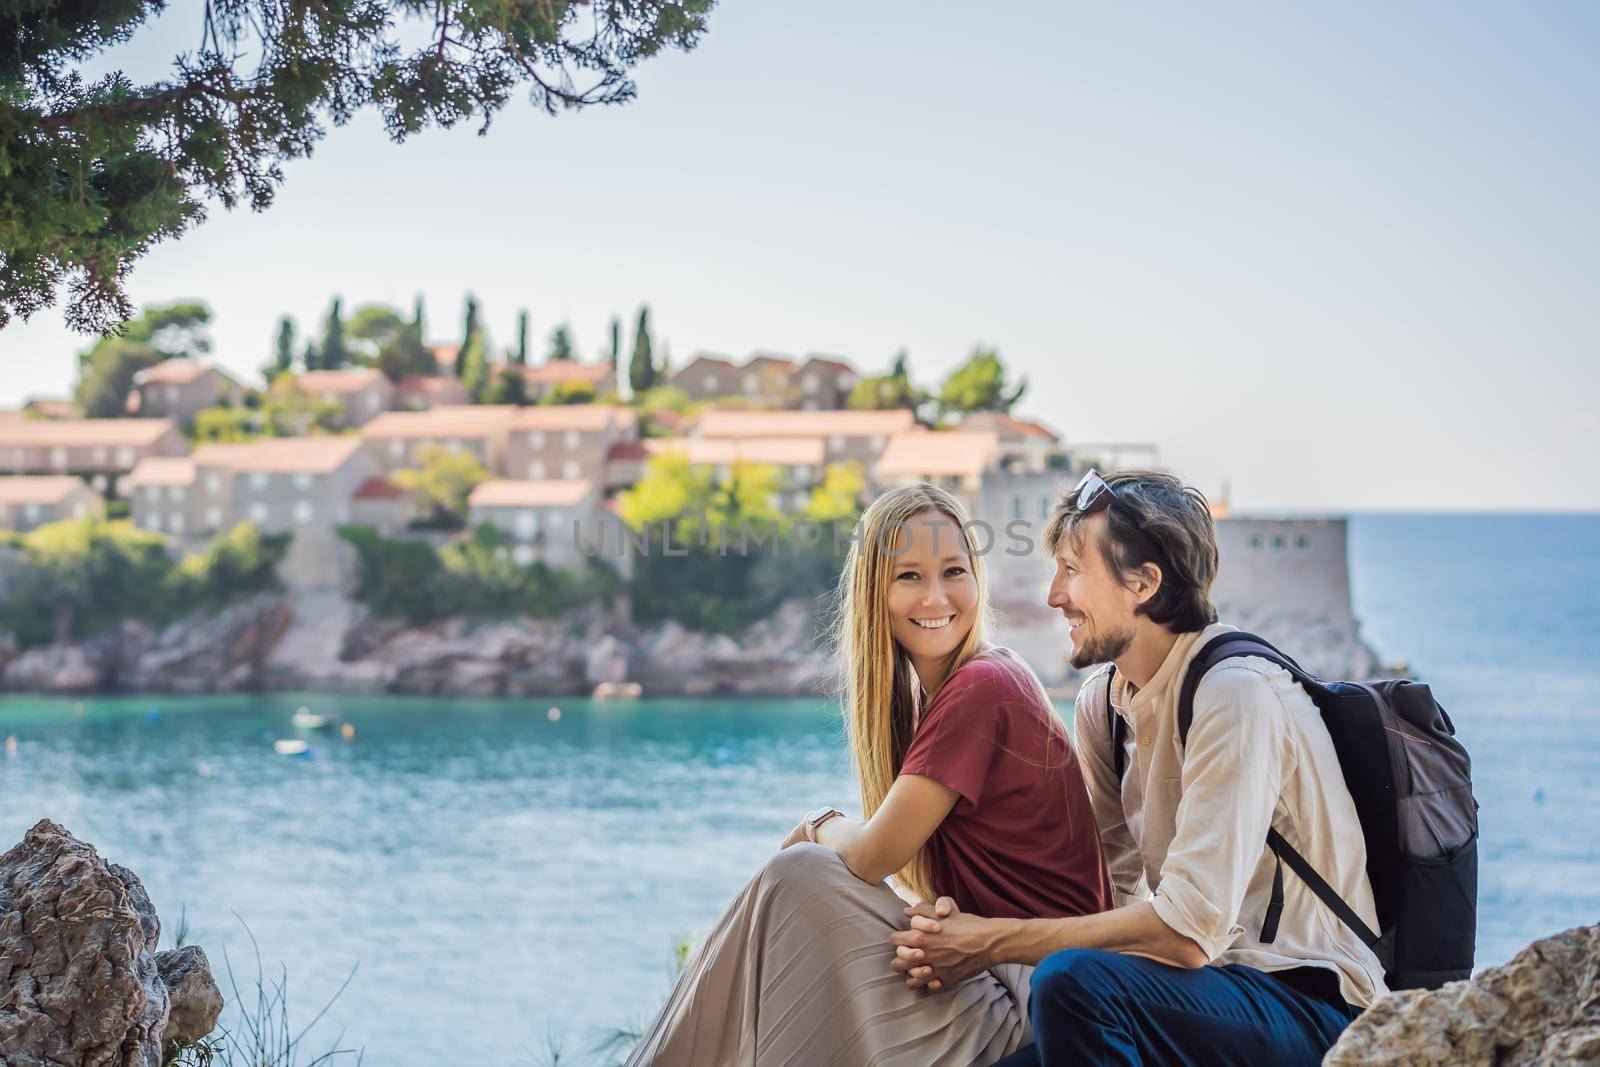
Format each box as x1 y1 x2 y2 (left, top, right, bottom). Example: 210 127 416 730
592 681 643 701
291 706 335 730
273 738 310 756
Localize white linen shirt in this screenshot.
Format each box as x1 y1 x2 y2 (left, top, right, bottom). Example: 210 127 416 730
1072 622 1390 1008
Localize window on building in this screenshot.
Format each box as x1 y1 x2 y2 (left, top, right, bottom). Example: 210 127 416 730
829 434 846 452
1011 494 1024 520
1272 534 1286 550
705 373 719 391
50 447 67 468
516 511 538 538
530 461 547 479
562 461 580 479
205 473 223 494
169 513 186 535
146 485 161 502
366 392 381 413
116 447 134 467
23 503 40 524
389 439 405 460
1295 534 1309 550
249 502 268 524
802 374 818 394
744 375 759 394
251 472 269 490
93 447 107 464
870 435 886 450
530 431 546 448
293 472 313 491
205 507 222 529
167 485 183 502
293 500 314 524
1249 535 1262 550
563 430 580 450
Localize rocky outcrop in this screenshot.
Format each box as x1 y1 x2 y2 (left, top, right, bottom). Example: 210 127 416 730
1326 923 1600 1066
0 819 222 1066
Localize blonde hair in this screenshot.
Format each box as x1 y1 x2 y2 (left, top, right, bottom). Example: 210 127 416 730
829 483 994 901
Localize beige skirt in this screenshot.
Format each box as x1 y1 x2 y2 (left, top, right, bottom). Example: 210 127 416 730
625 842 1034 1067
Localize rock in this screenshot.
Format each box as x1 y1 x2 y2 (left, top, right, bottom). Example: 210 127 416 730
1325 923 1600 1067
1 639 112 691
0 819 181 1066
155 946 224 1049
584 634 630 686
118 593 292 692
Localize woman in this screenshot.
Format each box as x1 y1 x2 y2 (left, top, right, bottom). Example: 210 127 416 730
627 484 1113 1066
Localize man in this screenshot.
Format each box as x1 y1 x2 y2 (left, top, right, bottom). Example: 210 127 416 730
889 469 1385 1066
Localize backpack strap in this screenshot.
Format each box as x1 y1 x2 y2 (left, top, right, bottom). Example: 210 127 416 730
1103 665 1126 780
1176 631 1382 950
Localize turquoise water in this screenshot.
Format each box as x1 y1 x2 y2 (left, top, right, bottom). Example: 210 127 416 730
1 514 1597 1065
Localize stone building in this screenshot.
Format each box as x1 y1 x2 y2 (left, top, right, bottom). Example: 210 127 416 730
874 429 1001 505
501 405 638 487
0 476 104 532
466 478 604 572
668 355 739 403
360 407 512 475
294 368 395 427
794 355 859 410
0 418 188 496
131 360 246 422
691 408 914 473
516 361 617 402
394 375 471 411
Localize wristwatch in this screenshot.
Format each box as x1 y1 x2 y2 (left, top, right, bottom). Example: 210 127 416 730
804 805 844 842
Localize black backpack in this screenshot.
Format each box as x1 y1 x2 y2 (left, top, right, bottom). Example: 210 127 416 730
1105 630 1478 991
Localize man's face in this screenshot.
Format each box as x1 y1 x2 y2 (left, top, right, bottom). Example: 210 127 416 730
1046 513 1139 669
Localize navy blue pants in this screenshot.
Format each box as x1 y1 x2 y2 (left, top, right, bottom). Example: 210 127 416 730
994 950 1359 1067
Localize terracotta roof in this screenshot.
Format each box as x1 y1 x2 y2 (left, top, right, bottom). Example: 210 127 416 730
674 355 738 376
800 355 855 375
649 409 687 433
428 344 461 368
744 353 798 373
135 359 212 385
219 436 367 475
125 457 198 487
606 440 650 461
396 375 468 395
296 368 387 394
506 405 634 432
22 398 75 419
0 418 180 447
360 408 512 439
520 362 614 386
191 443 262 468
957 411 1060 442
646 436 826 467
0 475 90 504
469 479 594 508
875 430 1000 479
353 476 404 500
694 409 914 439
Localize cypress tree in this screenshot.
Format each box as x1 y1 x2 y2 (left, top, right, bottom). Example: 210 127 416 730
628 305 655 394
608 316 622 372
458 296 479 379
515 309 529 366
321 298 349 369
272 317 295 379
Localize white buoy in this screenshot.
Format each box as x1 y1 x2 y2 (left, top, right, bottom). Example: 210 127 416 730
273 738 309 756
4 736 15 757
547 706 561 721
197 761 211 777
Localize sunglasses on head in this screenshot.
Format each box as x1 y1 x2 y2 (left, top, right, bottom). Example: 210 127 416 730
1072 468 1126 516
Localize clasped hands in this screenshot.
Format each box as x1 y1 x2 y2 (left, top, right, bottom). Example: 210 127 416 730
889 896 1000 992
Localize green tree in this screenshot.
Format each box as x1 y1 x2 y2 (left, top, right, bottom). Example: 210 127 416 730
484 364 529 406
607 316 622 376
261 376 343 435
628 305 657 394
1 2 713 333
802 461 867 525
392 444 488 524
514 309 529 365
264 316 296 384
346 304 404 359
457 296 480 380
936 345 1027 415
847 348 921 412
320 298 352 369
376 319 431 383
547 323 575 361
540 380 596 405
73 302 212 417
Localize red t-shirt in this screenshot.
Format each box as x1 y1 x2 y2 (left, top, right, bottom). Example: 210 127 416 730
900 646 1114 920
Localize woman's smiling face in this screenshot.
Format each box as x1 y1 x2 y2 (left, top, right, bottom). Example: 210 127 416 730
886 509 978 665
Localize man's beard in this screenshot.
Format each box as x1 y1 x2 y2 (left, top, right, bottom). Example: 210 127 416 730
1069 621 1136 669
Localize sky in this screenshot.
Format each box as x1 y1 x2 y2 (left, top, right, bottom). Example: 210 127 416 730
3 1 1597 512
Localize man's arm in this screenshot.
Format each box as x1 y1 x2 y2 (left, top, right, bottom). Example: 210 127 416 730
889 899 1206 990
